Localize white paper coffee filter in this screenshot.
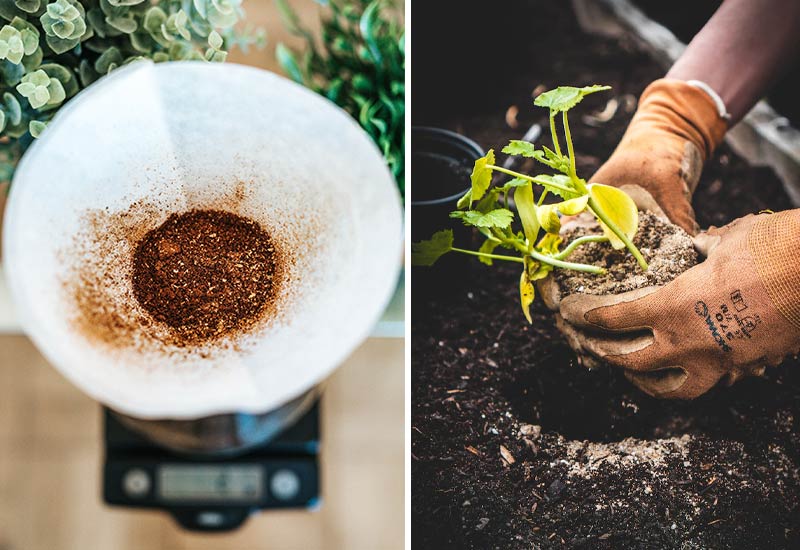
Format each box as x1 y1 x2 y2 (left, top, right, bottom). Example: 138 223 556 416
3 61 402 419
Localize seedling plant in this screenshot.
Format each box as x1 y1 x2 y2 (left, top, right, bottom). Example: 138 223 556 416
411 85 648 323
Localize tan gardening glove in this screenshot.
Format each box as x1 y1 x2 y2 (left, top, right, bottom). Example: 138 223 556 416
593 78 728 235
554 210 800 399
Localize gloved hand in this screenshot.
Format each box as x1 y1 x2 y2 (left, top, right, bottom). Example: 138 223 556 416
553 210 800 399
592 78 728 235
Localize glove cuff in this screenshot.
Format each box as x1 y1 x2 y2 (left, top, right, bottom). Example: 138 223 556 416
749 210 800 331
635 78 729 160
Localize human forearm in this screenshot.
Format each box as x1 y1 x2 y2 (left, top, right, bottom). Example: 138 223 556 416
667 0 800 124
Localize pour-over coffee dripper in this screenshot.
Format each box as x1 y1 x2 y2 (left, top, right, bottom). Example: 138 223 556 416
2 61 403 451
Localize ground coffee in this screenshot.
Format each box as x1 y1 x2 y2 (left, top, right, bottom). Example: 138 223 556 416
132 209 282 345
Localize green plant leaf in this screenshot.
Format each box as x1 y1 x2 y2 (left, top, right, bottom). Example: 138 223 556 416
513 182 539 244
474 187 501 214
29 119 46 137
502 140 537 158
499 177 529 192
478 238 499 266
469 149 495 203
2 92 21 125
456 189 472 210
0 24 24 64
94 46 121 73
450 208 514 229
533 174 582 200
534 84 611 113
14 0 40 15
208 30 223 50
276 42 304 84
588 183 638 250
411 229 453 266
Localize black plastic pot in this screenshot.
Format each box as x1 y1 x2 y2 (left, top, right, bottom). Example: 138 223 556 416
411 126 483 242
411 127 484 292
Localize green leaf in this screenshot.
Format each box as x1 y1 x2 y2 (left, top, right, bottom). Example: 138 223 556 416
2 91 21 125
474 187 501 214
276 42 304 84
456 189 472 210
411 230 453 266
14 0 39 14
477 238 499 266
502 140 537 158
208 30 223 50
94 46 121 73
533 174 582 200
44 33 78 54
534 85 611 113
469 149 495 203
514 182 539 244
29 119 46 137
105 15 136 34
542 146 560 162
588 183 638 250
450 208 514 229
0 24 24 64
499 177 529 192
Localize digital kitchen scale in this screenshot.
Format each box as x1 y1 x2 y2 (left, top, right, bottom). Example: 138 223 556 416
103 402 320 531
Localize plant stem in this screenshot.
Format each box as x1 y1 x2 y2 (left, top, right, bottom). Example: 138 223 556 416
554 235 608 260
537 189 549 206
487 229 605 274
561 112 589 196
562 111 577 181
549 114 562 157
485 165 575 195
529 248 606 274
451 247 525 264
587 197 649 271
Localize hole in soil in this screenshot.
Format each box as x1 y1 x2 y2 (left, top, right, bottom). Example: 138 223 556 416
503 343 798 443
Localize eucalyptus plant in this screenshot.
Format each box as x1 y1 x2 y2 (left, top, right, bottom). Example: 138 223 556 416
0 0 261 182
412 85 647 323
275 0 404 196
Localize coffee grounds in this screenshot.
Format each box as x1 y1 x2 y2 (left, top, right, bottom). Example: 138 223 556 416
132 209 283 345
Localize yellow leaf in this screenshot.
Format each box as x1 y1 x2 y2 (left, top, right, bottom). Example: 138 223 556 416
556 194 589 215
519 264 534 324
588 183 638 250
529 262 552 282
514 182 539 244
470 149 496 203
536 233 562 256
536 203 561 234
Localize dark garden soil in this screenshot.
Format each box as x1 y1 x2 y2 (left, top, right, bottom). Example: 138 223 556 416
411 1 800 548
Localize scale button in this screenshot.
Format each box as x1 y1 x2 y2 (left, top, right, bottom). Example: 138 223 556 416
270 469 300 501
123 468 151 498
196 511 225 528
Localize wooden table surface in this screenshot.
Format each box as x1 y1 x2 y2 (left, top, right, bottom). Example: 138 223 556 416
0 336 404 550
0 2 405 549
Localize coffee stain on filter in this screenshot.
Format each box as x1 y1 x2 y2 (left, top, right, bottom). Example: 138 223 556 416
61 180 317 362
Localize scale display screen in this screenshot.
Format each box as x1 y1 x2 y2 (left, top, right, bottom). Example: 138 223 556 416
158 464 264 503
